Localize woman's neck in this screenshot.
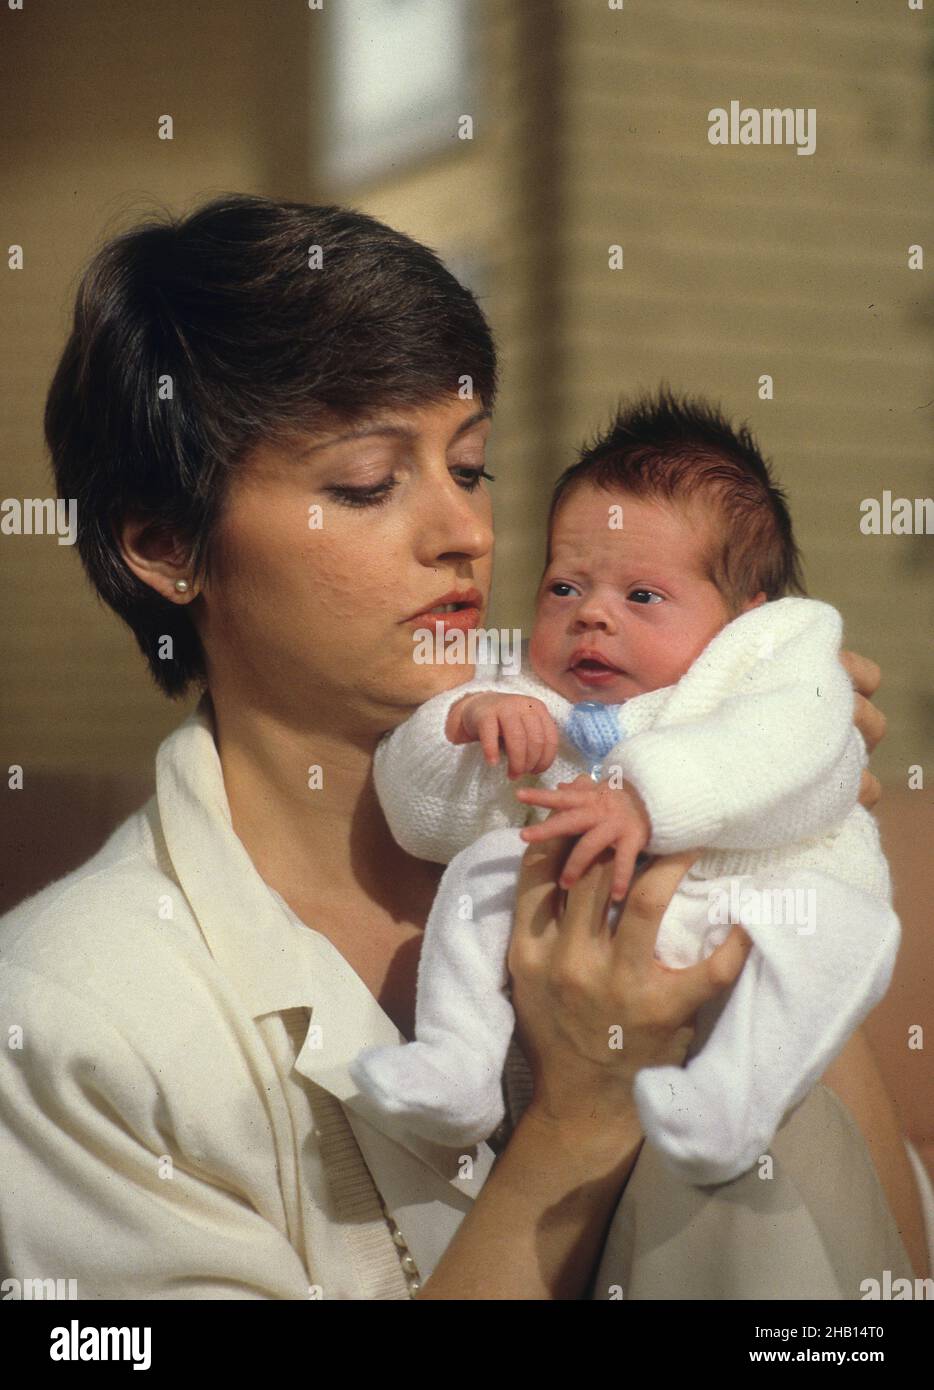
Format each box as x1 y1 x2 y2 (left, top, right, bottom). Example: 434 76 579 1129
204 689 447 1039
207 688 438 926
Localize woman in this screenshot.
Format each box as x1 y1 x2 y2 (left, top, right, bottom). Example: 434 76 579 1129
0 194 928 1299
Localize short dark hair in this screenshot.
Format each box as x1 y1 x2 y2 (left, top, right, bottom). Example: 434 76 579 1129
546 386 806 611
45 193 498 698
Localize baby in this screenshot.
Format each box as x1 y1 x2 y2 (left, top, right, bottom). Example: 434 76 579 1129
351 392 900 1186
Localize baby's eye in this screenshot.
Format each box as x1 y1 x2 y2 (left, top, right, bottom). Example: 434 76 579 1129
628 590 663 605
547 581 579 598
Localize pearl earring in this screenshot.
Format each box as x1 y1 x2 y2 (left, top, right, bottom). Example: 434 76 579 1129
174 579 190 593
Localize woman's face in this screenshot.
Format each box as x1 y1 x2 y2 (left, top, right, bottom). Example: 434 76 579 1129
198 394 495 738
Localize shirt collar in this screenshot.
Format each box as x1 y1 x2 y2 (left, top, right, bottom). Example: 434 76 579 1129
154 694 496 1186
155 694 318 1019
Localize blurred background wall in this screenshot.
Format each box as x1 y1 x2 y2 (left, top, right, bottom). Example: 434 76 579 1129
1 1 931 1169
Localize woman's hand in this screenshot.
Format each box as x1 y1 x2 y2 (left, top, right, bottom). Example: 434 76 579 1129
506 837 752 1139
839 648 886 810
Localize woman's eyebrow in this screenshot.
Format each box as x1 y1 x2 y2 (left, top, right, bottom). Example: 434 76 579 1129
299 407 492 457
451 407 493 439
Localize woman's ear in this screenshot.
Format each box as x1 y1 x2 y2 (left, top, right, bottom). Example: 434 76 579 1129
117 513 197 603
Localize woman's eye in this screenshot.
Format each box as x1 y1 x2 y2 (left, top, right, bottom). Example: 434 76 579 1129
327 479 397 508
327 466 494 509
453 466 496 492
629 589 663 604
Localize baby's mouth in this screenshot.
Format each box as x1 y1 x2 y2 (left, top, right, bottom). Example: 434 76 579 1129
570 656 625 676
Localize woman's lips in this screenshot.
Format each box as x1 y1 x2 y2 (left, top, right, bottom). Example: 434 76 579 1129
403 606 481 632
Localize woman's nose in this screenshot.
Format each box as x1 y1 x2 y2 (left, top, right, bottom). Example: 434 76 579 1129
416 472 494 564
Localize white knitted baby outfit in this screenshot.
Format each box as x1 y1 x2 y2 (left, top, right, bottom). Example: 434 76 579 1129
352 597 900 1185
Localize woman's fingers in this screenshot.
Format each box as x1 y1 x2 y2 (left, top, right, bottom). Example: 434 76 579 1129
611 850 699 970
839 647 882 698
853 691 887 753
858 769 882 810
510 836 571 947
661 923 753 1018
705 923 754 989
560 846 617 943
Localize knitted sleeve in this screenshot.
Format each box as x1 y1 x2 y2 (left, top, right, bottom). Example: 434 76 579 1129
606 598 863 855
373 642 544 864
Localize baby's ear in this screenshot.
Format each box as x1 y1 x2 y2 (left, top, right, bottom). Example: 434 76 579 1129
739 590 768 615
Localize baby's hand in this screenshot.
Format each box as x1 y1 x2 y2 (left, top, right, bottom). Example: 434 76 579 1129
446 693 559 778
516 774 652 902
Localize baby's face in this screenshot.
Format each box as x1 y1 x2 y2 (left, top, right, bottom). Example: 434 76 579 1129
530 485 743 704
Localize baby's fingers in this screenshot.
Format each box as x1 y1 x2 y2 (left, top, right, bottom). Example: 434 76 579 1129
515 785 582 809
558 822 621 890
503 711 555 778
528 713 560 775
519 712 546 776
610 841 638 903
475 712 503 767
498 710 532 778
519 807 602 844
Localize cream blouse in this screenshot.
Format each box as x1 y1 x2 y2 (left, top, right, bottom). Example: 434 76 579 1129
0 697 925 1299
0 697 503 1298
